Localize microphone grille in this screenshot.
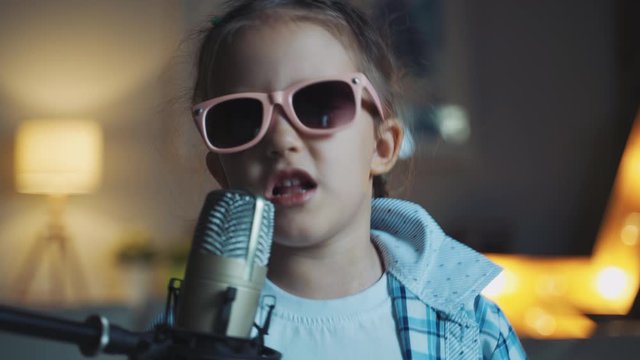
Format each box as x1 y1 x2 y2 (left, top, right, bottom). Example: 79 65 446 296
194 189 274 266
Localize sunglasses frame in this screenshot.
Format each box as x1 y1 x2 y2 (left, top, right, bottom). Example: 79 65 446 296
192 72 386 154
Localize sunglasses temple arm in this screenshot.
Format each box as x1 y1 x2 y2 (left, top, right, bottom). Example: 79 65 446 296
361 78 387 121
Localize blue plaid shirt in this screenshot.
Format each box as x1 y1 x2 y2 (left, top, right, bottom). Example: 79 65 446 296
371 198 527 359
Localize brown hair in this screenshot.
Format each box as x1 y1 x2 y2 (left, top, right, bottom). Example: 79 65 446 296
192 0 404 197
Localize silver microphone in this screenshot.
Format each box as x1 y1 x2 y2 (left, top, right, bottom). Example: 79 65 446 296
176 189 274 338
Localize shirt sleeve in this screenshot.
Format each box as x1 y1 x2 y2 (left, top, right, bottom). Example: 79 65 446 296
474 295 528 359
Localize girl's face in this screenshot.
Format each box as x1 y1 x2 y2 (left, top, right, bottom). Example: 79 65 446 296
206 21 400 248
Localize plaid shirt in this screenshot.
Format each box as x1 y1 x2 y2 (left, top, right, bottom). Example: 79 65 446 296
371 198 527 359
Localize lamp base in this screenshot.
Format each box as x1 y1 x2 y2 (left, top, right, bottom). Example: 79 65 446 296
11 195 89 304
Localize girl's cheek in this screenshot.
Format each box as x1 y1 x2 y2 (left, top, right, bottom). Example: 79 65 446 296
245 160 266 181
224 158 264 188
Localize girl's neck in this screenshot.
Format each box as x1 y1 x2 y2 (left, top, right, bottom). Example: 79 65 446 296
267 233 384 299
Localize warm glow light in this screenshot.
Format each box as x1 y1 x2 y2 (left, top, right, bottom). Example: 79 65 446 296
627 212 640 224
536 275 566 296
595 267 630 300
619 133 640 204
625 148 640 184
621 224 639 246
622 212 640 246
525 307 557 337
15 119 103 195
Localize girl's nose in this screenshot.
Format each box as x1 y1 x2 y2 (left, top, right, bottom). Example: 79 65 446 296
264 105 304 157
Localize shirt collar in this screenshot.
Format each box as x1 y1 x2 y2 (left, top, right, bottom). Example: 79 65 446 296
370 198 502 315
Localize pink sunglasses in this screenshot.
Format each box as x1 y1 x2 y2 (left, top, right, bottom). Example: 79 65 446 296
192 72 386 154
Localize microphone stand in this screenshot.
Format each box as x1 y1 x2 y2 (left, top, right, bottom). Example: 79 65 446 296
0 304 149 357
0 279 281 360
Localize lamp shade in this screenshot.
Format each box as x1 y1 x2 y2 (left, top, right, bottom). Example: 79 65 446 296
15 119 103 195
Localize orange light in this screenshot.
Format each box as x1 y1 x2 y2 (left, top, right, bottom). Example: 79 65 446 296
525 307 557 337
595 266 631 301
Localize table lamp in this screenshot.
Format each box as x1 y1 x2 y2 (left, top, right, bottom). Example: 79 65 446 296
13 119 103 302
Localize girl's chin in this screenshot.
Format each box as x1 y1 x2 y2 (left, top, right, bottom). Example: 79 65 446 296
271 235 324 249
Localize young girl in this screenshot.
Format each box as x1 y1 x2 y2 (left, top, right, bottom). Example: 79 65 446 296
190 0 526 358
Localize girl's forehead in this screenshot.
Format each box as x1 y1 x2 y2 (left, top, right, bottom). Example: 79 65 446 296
211 21 360 94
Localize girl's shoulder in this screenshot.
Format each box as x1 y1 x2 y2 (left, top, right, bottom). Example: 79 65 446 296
473 295 528 359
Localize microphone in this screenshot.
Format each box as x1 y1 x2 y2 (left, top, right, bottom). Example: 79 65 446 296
176 189 275 339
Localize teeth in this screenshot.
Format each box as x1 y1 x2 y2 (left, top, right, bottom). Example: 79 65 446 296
272 176 311 197
278 177 301 187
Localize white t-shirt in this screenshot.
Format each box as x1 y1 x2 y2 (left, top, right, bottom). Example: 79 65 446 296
256 273 402 360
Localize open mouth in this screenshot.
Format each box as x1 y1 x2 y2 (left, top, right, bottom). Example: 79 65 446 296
267 169 318 202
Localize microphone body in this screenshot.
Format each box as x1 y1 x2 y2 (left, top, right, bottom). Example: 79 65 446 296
175 190 274 339
176 252 267 338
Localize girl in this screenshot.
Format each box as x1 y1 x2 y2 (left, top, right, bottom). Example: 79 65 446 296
190 0 527 358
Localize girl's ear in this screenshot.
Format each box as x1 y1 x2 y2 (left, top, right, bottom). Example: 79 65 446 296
371 118 404 175
206 152 230 188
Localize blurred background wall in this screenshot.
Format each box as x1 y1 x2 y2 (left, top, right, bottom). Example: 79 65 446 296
0 0 638 357
0 0 216 305
383 0 636 258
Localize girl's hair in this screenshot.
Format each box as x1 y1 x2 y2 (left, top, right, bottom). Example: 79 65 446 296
193 0 404 197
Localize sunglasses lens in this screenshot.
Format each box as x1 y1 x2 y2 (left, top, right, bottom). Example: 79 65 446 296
292 81 356 130
205 98 263 149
